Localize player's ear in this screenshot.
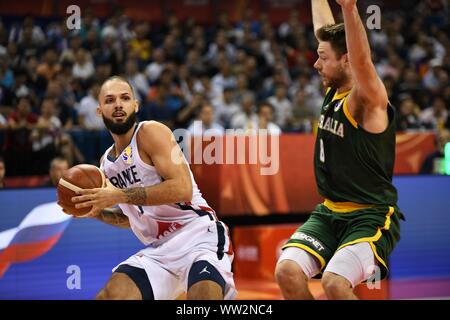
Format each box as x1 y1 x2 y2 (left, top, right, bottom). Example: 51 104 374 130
135 99 139 113
96 105 102 117
342 52 349 64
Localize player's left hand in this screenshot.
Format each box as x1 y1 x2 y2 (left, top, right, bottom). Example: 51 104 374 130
336 0 357 9
71 179 122 216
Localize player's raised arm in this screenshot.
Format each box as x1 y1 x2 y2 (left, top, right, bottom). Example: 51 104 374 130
312 0 336 36
337 0 388 109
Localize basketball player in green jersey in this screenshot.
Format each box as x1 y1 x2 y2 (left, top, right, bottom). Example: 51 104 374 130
275 0 404 299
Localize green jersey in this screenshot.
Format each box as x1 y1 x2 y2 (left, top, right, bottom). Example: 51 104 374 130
314 88 398 205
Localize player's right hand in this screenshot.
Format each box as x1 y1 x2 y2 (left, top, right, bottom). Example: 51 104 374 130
57 201 100 219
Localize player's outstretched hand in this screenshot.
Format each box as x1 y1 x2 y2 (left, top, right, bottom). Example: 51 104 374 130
71 179 122 217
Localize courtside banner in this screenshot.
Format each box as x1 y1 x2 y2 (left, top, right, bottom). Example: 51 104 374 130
0 188 142 299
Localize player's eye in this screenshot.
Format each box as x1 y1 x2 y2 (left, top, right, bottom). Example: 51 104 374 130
122 96 130 101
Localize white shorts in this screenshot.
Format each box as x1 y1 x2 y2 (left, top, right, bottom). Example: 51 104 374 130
278 242 376 288
113 216 237 300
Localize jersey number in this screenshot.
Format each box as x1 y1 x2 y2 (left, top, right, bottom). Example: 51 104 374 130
320 139 325 163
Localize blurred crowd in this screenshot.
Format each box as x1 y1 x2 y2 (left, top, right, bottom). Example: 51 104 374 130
0 0 449 178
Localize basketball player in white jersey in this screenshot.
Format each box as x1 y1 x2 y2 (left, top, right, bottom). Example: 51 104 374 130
66 76 236 300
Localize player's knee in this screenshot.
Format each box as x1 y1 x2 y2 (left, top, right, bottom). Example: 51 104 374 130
187 280 223 300
95 286 116 300
95 281 125 300
322 272 352 297
96 272 142 300
95 288 109 300
275 260 308 290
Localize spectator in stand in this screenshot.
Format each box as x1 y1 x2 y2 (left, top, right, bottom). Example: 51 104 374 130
145 48 166 84
267 84 293 130
72 48 95 82
420 95 448 130
213 87 241 129
396 68 426 105
36 48 61 81
211 58 237 100
287 89 316 133
396 96 423 131
60 35 83 64
230 93 257 130
45 79 77 129
205 30 236 66
30 98 62 174
144 84 184 129
0 52 14 91
0 112 7 129
246 101 281 135
423 59 447 92
77 81 104 130
125 58 149 103
4 96 38 175
177 92 204 128
8 16 45 45
187 103 225 136
41 157 69 187
234 74 254 104
420 129 450 174
128 22 152 66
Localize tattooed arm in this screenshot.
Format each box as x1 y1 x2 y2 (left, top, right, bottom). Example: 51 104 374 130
118 121 193 206
97 207 130 228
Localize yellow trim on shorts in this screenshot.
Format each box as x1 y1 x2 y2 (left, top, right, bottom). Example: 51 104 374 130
369 242 388 270
282 243 326 271
343 96 358 128
324 198 374 213
335 206 395 270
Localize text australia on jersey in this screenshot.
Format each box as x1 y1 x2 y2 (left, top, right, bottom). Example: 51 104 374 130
319 101 345 138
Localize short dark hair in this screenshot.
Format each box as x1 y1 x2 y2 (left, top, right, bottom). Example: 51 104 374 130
99 76 135 99
257 101 274 114
316 23 347 58
200 102 214 112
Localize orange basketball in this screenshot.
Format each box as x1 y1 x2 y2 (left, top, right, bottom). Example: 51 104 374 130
57 164 106 217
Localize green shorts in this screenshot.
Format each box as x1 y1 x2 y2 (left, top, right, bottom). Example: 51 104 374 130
283 203 404 279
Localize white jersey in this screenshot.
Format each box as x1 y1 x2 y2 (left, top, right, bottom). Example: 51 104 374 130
100 121 217 246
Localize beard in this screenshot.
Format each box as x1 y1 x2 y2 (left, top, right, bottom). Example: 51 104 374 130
102 111 137 135
320 65 349 89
